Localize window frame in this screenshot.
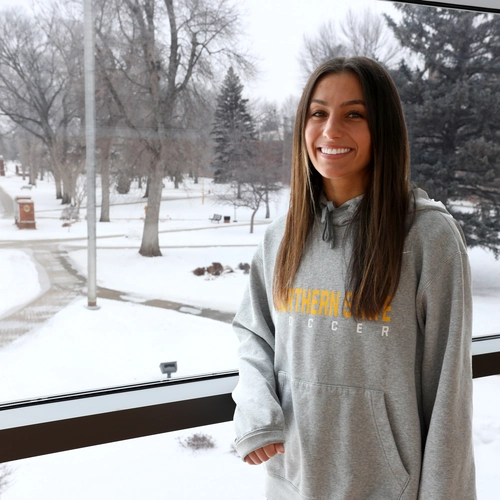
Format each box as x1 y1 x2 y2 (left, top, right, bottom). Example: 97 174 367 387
0 0 499 465
384 0 500 14
1 350 499 463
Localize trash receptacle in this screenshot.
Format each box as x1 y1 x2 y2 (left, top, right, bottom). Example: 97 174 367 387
15 196 36 229
224 216 230 223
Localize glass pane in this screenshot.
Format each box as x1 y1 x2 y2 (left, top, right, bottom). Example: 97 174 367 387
2 378 500 500
0 0 499 405
471 248 500 337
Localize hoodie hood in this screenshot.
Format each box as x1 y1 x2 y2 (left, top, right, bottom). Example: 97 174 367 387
411 187 467 246
412 187 448 214
320 187 457 249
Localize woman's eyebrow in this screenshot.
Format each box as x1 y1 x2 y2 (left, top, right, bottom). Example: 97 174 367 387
310 98 328 106
309 98 366 107
340 99 366 107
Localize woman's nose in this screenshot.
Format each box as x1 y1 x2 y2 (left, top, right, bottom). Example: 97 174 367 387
323 115 343 139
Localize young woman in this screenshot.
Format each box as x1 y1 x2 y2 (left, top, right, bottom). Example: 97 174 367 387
232 57 476 499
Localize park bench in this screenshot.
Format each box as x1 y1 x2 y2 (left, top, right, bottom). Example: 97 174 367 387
209 214 222 223
21 185 33 190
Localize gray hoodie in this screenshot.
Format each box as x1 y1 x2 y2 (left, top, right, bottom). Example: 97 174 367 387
232 188 476 500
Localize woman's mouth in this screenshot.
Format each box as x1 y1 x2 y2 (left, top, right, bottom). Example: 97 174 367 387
320 147 352 155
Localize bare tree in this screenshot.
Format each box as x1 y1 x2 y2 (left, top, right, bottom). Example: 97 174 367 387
95 0 251 256
0 7 85 204
341 9 399 65
278 95 298 185
215 139 282 232
256 140 283 219
253 100 282 141
95 69 121 222
164 87 216 187
299 21 349 79
17 130 45 185
298 8 400 80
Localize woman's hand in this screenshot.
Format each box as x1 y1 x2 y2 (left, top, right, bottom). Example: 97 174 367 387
244 443 285 465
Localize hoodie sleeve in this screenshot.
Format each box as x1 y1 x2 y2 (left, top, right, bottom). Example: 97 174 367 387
417 223 476 498
232 245 286 461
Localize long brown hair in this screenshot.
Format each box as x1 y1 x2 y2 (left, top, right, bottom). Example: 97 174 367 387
273 57 412 319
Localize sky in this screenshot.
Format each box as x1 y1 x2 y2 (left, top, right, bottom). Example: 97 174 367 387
2 0 396 106
240 0 396 103
0 166 499 498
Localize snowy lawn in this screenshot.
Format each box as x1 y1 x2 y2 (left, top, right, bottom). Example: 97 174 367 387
67 246 258 313
0 298 238 402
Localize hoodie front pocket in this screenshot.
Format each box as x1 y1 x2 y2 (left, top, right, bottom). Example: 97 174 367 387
267 371 409 500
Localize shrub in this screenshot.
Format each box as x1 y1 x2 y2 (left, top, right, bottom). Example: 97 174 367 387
207 262 223 276
238 262 250 274
177 432 216 451
192 267 206 276
115 172 131 194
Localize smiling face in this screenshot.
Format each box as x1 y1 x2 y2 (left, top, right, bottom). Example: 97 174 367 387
305 72 372 206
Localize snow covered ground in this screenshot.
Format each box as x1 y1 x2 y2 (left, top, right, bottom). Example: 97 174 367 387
0 165 499 499
0 249 41 318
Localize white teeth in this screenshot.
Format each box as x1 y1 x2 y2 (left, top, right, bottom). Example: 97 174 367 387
321 147 351 155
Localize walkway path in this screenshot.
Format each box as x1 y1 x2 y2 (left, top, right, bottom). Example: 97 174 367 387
0 243 83 348
0 186 237 348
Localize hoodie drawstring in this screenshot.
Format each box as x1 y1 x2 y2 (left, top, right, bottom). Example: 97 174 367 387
321 200 335 248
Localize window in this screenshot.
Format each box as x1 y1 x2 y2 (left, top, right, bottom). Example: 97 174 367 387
0 2 498 497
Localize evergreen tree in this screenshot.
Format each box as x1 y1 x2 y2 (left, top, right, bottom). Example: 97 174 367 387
386 5 500 255
211 67 256 185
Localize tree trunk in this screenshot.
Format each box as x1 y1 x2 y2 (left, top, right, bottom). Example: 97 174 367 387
62 171 76 206
174 171 180 189
29 167 37 186
265 188 270 218
99 139 112 222
28 143 37 185
55 175 63 200
100 157 111 222
139 159 163 256
250 207 258 234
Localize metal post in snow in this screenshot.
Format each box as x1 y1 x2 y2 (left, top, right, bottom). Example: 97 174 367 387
83 0 99 309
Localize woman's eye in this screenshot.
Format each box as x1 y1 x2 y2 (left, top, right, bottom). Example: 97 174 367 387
311 110 326 117
347 110 363 118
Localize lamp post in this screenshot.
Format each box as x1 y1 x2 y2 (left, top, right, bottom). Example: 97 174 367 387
83 0 98 309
